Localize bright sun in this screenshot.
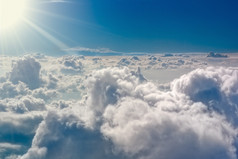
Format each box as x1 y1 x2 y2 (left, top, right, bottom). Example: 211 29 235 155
0 0 28 31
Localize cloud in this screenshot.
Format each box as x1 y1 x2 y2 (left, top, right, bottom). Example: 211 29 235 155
65 46 148 56
59 56 84 74
0 111 44 151
102 97 236 159
20 67 147 158
21 66 238 159
67 47 118 54
117 58 131 66
32 88 58 101
97 68 237 159
207 52 228 58
0 96 46 114
9 57 42 90
171 67 238 125
20 108 118 159
1 54 238 159
86 67 146 118
162 53 174 57
131 56 140 61
0 143 23 159
0 143 22 151
0 81 29 99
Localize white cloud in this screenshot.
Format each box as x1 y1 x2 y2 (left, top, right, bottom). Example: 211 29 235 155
9 57 42 90
86 67 146 119
66 46 118 54
20 108 116 159
59 56 84 74
171 67 238 125
0 143 22 150
0 95 46 113
102 97 237 159
1 54 238 159
0 143 23 159
117 58 131 66
21 66 238 159
0 81 29 99
65 46 148 56
32 88 58 101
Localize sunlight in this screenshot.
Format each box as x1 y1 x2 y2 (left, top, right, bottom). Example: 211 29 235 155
24 19 70 51
0 0 28 31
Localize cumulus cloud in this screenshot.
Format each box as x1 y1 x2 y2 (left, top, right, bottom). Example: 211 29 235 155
21 108 117 159
59 56 84 74
32 88 58 101
9 57 42 90
131 56 140 61
0 96 46 114
0 143 23 159
86 67 146 118
171 67 238 125
102 97 236 159
117 58 131 66
207 52 228 58
0 81 29 99
21 66 238 159
0 111 44 154
1 54 238 159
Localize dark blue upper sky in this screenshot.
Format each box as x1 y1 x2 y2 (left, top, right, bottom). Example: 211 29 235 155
86 0 238 52
1 0 238 55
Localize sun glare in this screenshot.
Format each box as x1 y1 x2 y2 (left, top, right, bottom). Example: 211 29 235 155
0 0 28 31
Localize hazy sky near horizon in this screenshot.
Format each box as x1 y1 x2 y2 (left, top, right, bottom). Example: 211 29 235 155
1 0 238 55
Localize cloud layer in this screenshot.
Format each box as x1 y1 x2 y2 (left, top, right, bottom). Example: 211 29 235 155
0 54 238 159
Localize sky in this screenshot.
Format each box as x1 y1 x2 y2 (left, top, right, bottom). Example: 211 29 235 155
0 0 238 55
1 1 238 158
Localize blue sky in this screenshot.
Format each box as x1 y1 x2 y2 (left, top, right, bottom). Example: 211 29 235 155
1 0 238 55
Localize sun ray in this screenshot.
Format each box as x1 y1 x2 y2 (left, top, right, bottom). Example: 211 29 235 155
28 7 91 26
23 18 70 53
28 6 113 36
12 29 27 54
25 13 78 46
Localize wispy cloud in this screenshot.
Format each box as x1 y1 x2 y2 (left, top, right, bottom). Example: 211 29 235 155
66 46 118 54
65 46 148 55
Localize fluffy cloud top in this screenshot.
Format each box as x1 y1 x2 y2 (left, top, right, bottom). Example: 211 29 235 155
9 57 42 89
0 81 29 99
1 54 238 159
21 66 238 159
59 56 84 74
172 67 238 125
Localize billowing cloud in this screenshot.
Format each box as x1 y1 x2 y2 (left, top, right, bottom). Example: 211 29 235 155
1 54 238 159
20 104 118 159
9 57 42 90
171 67 238 125
0 81 29 99
59 56 84 74
21 66 238 159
